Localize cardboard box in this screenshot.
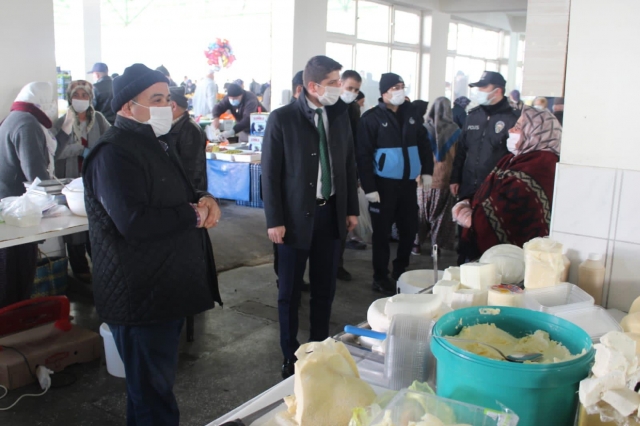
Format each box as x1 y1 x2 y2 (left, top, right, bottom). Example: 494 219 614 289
250 113 269 136
248 135 263 152
0 323 102 389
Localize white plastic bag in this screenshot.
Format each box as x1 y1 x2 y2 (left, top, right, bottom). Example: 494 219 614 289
353 187 373 244
3 192 43 227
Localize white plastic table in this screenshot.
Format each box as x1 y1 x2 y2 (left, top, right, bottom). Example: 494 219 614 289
0 215 89 249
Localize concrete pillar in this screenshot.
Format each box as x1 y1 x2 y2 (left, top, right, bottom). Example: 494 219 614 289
270 0 328 110
506 32 519 93
83 0 102 76
427 11 450 104
0 0 57 120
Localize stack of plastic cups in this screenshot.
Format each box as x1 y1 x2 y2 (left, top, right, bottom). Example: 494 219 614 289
384 314 435 390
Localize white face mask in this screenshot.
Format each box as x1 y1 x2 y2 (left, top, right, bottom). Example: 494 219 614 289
72 99 90 113
506 132 521 154
471 88 498 106
315 84 341 106
340 90 358 104
132 101 173 137
389 89 405 106
534 105 545 111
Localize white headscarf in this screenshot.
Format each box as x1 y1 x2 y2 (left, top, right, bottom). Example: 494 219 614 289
14 82 57 178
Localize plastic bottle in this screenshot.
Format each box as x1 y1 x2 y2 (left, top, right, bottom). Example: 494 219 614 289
560 253 570 283
578 253 606 305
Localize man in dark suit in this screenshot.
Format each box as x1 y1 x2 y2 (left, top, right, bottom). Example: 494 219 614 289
262 55 359 379
88 62 116 124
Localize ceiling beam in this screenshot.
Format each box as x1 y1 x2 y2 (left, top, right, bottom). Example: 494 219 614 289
508 15 527 32
439 0 527 14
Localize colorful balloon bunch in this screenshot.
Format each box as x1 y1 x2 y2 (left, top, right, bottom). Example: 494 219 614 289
204 38 236 71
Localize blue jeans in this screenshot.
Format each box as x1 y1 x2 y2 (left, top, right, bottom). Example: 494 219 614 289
109 319 184 426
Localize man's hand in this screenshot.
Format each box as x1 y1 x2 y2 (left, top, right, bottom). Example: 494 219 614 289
268 226 286 244
198 197 221 229
346 216 358 232
450 183 459 196
221 129 235 139
196 205 209 228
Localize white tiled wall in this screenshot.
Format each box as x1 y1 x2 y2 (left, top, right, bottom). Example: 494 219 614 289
550 164 640 312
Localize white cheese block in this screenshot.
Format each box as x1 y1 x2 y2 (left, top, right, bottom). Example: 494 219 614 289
451 288 489 310
601 332 637 370
367 298 391 333
579 377 604 407
460 262 497 290
624 333 640 356
384 293 444 320
592 344 629 378
443 267 461 282
602 388 640 417
596 370 627 393
433 280 460 305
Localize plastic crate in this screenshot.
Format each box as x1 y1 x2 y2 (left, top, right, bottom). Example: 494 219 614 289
524 283 594 314
555 306 622 343
370 389 519 426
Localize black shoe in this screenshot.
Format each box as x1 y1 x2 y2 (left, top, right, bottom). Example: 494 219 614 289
372 277 396 295
337 267 352 281
281 358 296 379
346 239 367 250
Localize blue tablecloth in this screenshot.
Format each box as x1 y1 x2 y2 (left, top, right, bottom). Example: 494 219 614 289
206 160 250 201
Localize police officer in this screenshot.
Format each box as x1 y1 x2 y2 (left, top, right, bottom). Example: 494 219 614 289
357 73 433 294
450 71 518 263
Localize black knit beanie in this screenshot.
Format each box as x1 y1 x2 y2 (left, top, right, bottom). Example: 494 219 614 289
111 63 169 112
227 84 244 97
379 73 404 95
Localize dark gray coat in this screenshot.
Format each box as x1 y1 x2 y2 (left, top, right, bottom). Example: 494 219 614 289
165 112 208 191
0 111 50 199
261 93 359 250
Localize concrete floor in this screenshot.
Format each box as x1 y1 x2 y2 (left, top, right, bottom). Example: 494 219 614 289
0 200 456 426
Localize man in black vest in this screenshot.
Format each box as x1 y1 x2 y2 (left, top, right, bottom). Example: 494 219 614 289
262 56 359 379
83 63 222 426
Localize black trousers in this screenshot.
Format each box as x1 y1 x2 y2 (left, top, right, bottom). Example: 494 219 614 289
276 198 340 360
369 178 418 281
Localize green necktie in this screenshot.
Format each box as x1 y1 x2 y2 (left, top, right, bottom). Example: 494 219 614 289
315 108 331 200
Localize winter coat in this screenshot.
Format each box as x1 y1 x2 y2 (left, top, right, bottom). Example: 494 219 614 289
166 112 208 191
93 76 115 124
213 90 264 135
82 115 221 325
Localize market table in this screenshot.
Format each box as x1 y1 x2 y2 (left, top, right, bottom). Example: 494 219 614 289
0 215 88 250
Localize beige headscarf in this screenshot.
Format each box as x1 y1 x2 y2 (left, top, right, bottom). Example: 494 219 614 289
14 82 57 177
517 106 562 156
66 80 96 142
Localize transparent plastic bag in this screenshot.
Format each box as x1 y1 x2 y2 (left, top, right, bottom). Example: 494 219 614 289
353 187 373 244
3 192 43 227
523 237 564 289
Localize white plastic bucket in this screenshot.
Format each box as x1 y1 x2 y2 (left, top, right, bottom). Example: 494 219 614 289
99 323 126 378
396 270 444 294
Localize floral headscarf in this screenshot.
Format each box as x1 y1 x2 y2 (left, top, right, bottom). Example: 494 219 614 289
517 106 562 156
66 80 97 142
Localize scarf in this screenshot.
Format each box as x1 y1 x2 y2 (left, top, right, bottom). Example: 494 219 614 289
10 101 56 178
66 80 97 143
516 106 562 157
425 97 460 162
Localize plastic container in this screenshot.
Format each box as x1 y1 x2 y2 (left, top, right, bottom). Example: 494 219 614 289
384 314 434 390
523 237 564 288
370 389 519 426
525 283 594 314
396 269 444 294
100 323 126 378
61 178 87 217
555 306 622 342
578 253 606 305
431 306 595 426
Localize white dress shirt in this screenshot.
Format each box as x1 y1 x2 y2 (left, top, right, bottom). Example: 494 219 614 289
306 97 335 198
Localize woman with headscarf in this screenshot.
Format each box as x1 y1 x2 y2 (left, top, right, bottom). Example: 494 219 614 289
413 97 461 254
453 106 562 260
509 90 524 111
52 80 110 283
452 96 470 129
0 81 57 307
